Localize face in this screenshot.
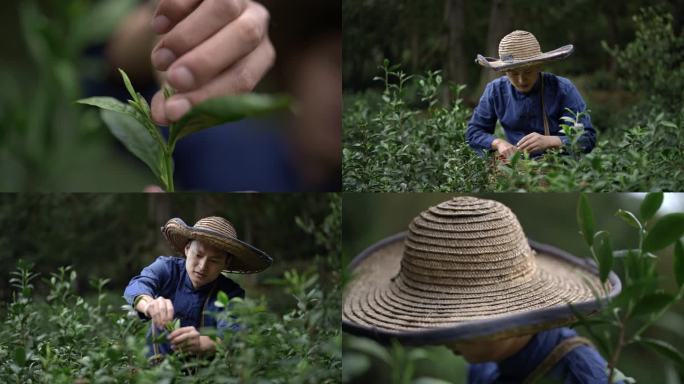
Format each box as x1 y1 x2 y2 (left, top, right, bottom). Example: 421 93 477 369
446 333 533 363
184 240 231 289
505 65 540 93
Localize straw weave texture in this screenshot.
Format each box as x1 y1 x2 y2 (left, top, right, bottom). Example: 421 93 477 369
162 217 272 274
343 197 610 333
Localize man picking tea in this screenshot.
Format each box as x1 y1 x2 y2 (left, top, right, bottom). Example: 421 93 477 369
124 217 272 357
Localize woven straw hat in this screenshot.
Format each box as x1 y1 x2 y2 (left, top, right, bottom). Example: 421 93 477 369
475 30 574 72
342 197 621 345
162 217 272 274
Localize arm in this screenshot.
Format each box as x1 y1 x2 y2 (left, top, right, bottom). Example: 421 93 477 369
123 257 174 321
466 83 506 157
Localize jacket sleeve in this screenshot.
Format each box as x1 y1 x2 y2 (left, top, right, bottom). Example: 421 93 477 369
466 82 498 156
559 84 596 153
123 257 173 317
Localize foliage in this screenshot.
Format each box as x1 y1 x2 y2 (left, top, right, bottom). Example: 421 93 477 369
0 197 341 383
0 0 149 191
343 59 684 192
78 70 291 192
604 6 684 108
343 60 489 192
574 192 684 382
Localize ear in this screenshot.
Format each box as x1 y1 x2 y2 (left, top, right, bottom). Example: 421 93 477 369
225 253 233 267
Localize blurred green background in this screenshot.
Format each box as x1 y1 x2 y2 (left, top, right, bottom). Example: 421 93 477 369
342 193 684 383
0 193 337 315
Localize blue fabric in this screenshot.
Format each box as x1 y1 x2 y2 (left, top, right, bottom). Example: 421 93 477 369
123 256 245 356
466 73 596 156
467 327 622 384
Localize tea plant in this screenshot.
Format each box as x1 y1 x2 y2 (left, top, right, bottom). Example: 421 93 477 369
0 200 341 383
574 192 684 382
78 69 290 191
343 60 684 192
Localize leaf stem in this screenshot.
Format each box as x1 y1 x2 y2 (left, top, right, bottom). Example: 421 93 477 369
163 150 174 192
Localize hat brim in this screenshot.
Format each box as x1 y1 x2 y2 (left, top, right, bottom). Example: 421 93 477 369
342 232 621 346
162 218 272 274
476 44 574 72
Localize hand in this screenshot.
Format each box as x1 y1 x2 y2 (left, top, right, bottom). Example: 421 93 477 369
149 0 275 124
492 138 517 160
142 296 175 329
516 133 561 154
168 326 203 354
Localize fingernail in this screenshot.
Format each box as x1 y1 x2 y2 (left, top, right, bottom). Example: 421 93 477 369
166 97 191 121
169 66 195 90
151 48 176 70
151 15 170 34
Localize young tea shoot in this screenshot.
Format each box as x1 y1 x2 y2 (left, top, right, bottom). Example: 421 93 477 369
77 69 290 191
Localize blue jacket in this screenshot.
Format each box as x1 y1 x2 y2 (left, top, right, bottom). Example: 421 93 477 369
466 73 596 156
468 327 622 384
123 256 245 356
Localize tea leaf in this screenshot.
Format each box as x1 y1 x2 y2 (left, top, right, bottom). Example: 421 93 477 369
216 291 229 308
642 213 684 252
674 240 684 288
637 337 684 367
577 194 595 246
118 68 138 104
100 110 163 180
169 93 291 146
76 97 130 115
593 231 613 283
631 292 674 318
615 209 642 230
165 318 180 333
640 192 664 221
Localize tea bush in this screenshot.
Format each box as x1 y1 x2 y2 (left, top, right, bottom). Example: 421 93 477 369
0 197 341 383
343 8 684 192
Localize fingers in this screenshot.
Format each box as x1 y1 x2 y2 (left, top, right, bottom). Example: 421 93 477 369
152 0 248 70
153 0 203 34
148 297 174 328
163 36 275 121
151 90 170 125
169 327 200 352
165 1 270 92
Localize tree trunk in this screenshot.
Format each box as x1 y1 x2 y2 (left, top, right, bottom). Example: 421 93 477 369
445 0 466 86
477 0 512 95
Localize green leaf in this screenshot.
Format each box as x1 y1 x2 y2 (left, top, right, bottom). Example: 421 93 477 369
14 346 26 367
170 93 291 146
77 97 130 114
216 291 229 308
164 318 180 333
638 337 684 367
674 240 684 288
615 209 642 230
631 292 674 318
643 213 684 252
577 194 595 246
641 192 664 221
118 68 138 103
592 231 613 283
345 336 391 366
100 109 163 180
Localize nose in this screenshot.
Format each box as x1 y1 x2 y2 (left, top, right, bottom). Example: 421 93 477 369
197 259 206 271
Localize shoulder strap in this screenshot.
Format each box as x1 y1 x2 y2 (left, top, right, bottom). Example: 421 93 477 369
540 72 550 136
523 336 594 384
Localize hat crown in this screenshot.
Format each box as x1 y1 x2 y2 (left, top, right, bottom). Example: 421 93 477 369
399 196 536 287
193 216 237 238
498 30 542 63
